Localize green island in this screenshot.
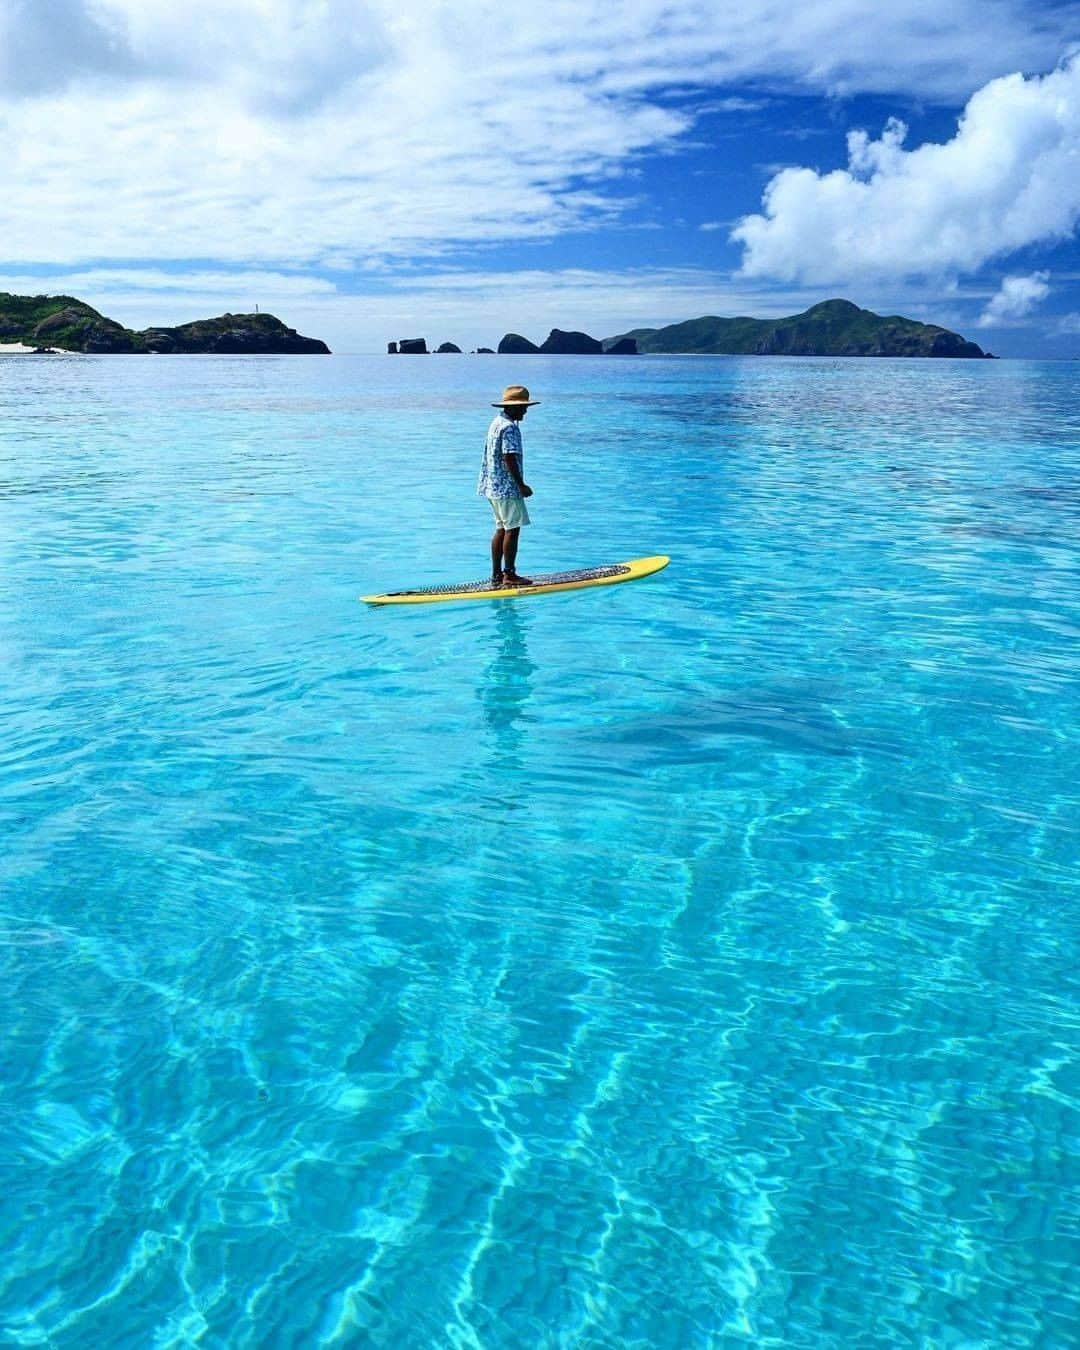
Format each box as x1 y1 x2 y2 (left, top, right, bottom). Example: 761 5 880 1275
0 292 330 353
605 298 994 357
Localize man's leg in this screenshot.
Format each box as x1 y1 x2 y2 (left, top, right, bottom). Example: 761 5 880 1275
502 528 532 585
491 525 506 583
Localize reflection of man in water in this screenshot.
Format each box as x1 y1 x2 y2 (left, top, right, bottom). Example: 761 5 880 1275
478 605 536 770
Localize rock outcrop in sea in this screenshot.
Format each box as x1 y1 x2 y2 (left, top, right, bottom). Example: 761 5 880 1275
495 329 611 354
0 292 330 353
539 328 603 354
397 338 428 354
436 342 462 353
498 333 540 354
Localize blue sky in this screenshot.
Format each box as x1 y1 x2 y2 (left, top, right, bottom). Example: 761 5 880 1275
1 0 1079 354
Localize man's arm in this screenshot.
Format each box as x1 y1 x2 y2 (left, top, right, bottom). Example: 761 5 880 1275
501 452 533 497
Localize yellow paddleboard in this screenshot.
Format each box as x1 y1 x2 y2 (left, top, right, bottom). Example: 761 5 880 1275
362 554 669 605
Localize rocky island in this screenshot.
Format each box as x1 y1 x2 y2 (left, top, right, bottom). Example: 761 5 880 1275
607 299 993 358
390 329 612 355
0 293 330 353
497 329 605 355
389 300 994 359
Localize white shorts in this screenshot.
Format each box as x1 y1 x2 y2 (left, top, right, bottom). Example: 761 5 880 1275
488 496 530 528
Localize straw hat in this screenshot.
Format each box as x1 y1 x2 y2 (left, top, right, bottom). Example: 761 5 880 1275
492 384 541 407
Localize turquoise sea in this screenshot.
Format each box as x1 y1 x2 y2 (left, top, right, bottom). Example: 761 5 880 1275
1 352 1077 1347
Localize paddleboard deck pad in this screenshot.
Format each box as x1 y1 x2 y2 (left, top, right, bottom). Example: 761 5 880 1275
362 554 669 605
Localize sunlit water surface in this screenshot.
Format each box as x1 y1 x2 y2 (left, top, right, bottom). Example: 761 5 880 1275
1 354 1077 1346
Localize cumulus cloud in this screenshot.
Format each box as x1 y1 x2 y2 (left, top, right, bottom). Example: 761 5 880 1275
733 56 1080 283
977 271 1051 325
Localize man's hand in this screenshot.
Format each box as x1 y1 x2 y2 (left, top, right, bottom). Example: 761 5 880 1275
522 484 533 498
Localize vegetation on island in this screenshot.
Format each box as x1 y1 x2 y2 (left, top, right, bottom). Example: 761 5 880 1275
606 299 994 358
0 292 330 353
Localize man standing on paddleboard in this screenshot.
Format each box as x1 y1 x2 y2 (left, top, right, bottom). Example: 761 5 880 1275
478 385 537 588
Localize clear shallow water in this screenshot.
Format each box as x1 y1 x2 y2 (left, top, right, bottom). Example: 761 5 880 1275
1 352 1077 1346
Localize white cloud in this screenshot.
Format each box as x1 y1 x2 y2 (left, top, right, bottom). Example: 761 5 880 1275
977 271 1051 325
733 56 1080 284
0 0 139 95
698 97 768 113
0 13 686 267
0 268 338 297
0 1 1077 275
70 1 1080 105
1056 311 1080 334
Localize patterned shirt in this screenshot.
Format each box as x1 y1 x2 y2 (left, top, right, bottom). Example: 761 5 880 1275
477 414 524 499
